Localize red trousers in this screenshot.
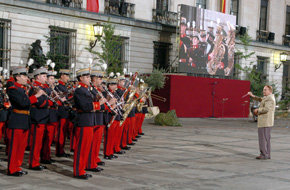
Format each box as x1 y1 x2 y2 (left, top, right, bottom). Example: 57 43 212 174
56 118 69 155
74 126 93 177
127 117 136 143
0 122 5 141
104 121 118 156
121 119 129 148
7 128 29 174
135 113 145 134
134 113 142 137
87 125 104 169
29 124 45 168
113 121 122 153
41 122 58 161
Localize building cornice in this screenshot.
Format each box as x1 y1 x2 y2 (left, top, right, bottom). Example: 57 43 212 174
0 0 163 31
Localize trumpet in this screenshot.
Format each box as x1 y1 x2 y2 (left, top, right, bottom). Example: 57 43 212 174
27 83 58 106
47 82 73 109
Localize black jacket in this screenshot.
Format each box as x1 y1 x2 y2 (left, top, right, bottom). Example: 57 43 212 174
55 80 70 119
7 82 38 129
29 81 50 124
74 83 101 127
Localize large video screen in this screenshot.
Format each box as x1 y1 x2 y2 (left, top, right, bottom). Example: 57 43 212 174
178 4 236 76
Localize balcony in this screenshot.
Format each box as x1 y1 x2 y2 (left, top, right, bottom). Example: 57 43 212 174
104 0 135 18
152 9 177 27
256 30 275 43
283 35 290 46
46 0 82 9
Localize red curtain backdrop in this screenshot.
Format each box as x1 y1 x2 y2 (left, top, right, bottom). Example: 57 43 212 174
87 0 99 13
153 75 251 118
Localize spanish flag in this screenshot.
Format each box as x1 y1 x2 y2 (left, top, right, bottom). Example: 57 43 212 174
220 0 226 13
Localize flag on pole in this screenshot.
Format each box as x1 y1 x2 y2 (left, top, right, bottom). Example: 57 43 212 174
87 0 99 13
221 0 226 13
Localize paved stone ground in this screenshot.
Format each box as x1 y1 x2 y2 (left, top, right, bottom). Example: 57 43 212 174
0 118 290 190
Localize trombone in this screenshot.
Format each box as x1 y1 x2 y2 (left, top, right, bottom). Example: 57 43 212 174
151 93 166 102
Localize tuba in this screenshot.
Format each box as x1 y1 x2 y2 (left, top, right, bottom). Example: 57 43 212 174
207 25 226 75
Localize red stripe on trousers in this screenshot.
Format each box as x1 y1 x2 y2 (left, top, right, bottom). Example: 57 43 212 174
7 128 29 174
0 122 5 141
87 125 104 169
56 118 69 155
41 122 58 161
29 124 45 168
69 121 75 151
74 126 93 177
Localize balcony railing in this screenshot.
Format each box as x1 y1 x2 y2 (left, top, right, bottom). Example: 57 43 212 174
256 30 275 43
152 9 178 26
283 35 290 46
46 0 83 9
104 0 135 18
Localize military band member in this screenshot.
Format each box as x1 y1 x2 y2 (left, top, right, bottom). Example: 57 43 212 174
113 75 126 155
55 69 71 157
6 67 45 176
86 70 108 171
73 68 104 179
179 17 191 64
0 81 9 142
40 71 62 164
29 67 52 170
118 77 131 151
103 77 118 159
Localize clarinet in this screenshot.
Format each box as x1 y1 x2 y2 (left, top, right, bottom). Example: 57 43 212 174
90 82 117 115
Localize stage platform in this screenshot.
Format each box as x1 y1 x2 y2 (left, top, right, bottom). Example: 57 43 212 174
152 74 251 118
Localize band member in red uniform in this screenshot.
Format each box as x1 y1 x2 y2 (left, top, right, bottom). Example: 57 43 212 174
55 69 71 157
40 71 63 164
6 67 45 176
103 77 118 159
73 68 104 179
113 75 126 155
29 67 52 170
118 76 131 151
0 81 9 142
86 70 109 172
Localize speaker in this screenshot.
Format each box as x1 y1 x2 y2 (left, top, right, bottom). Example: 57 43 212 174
268 32 275 41
239 26 247 35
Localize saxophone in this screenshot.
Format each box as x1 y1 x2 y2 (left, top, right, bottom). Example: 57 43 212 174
207 25 226 75
224 24 236 76
120 89 137 126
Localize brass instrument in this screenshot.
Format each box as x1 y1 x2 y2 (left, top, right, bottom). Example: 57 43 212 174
27 83 58 106
207 25 226 75
224 23 236 76
151 93 166 102
47 82 73 109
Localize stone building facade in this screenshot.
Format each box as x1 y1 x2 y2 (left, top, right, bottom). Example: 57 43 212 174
0 0 289 98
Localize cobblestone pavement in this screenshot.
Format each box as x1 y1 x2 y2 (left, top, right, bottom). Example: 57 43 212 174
0 118 290 190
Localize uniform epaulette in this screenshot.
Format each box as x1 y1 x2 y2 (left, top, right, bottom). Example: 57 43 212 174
78 85 81 88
